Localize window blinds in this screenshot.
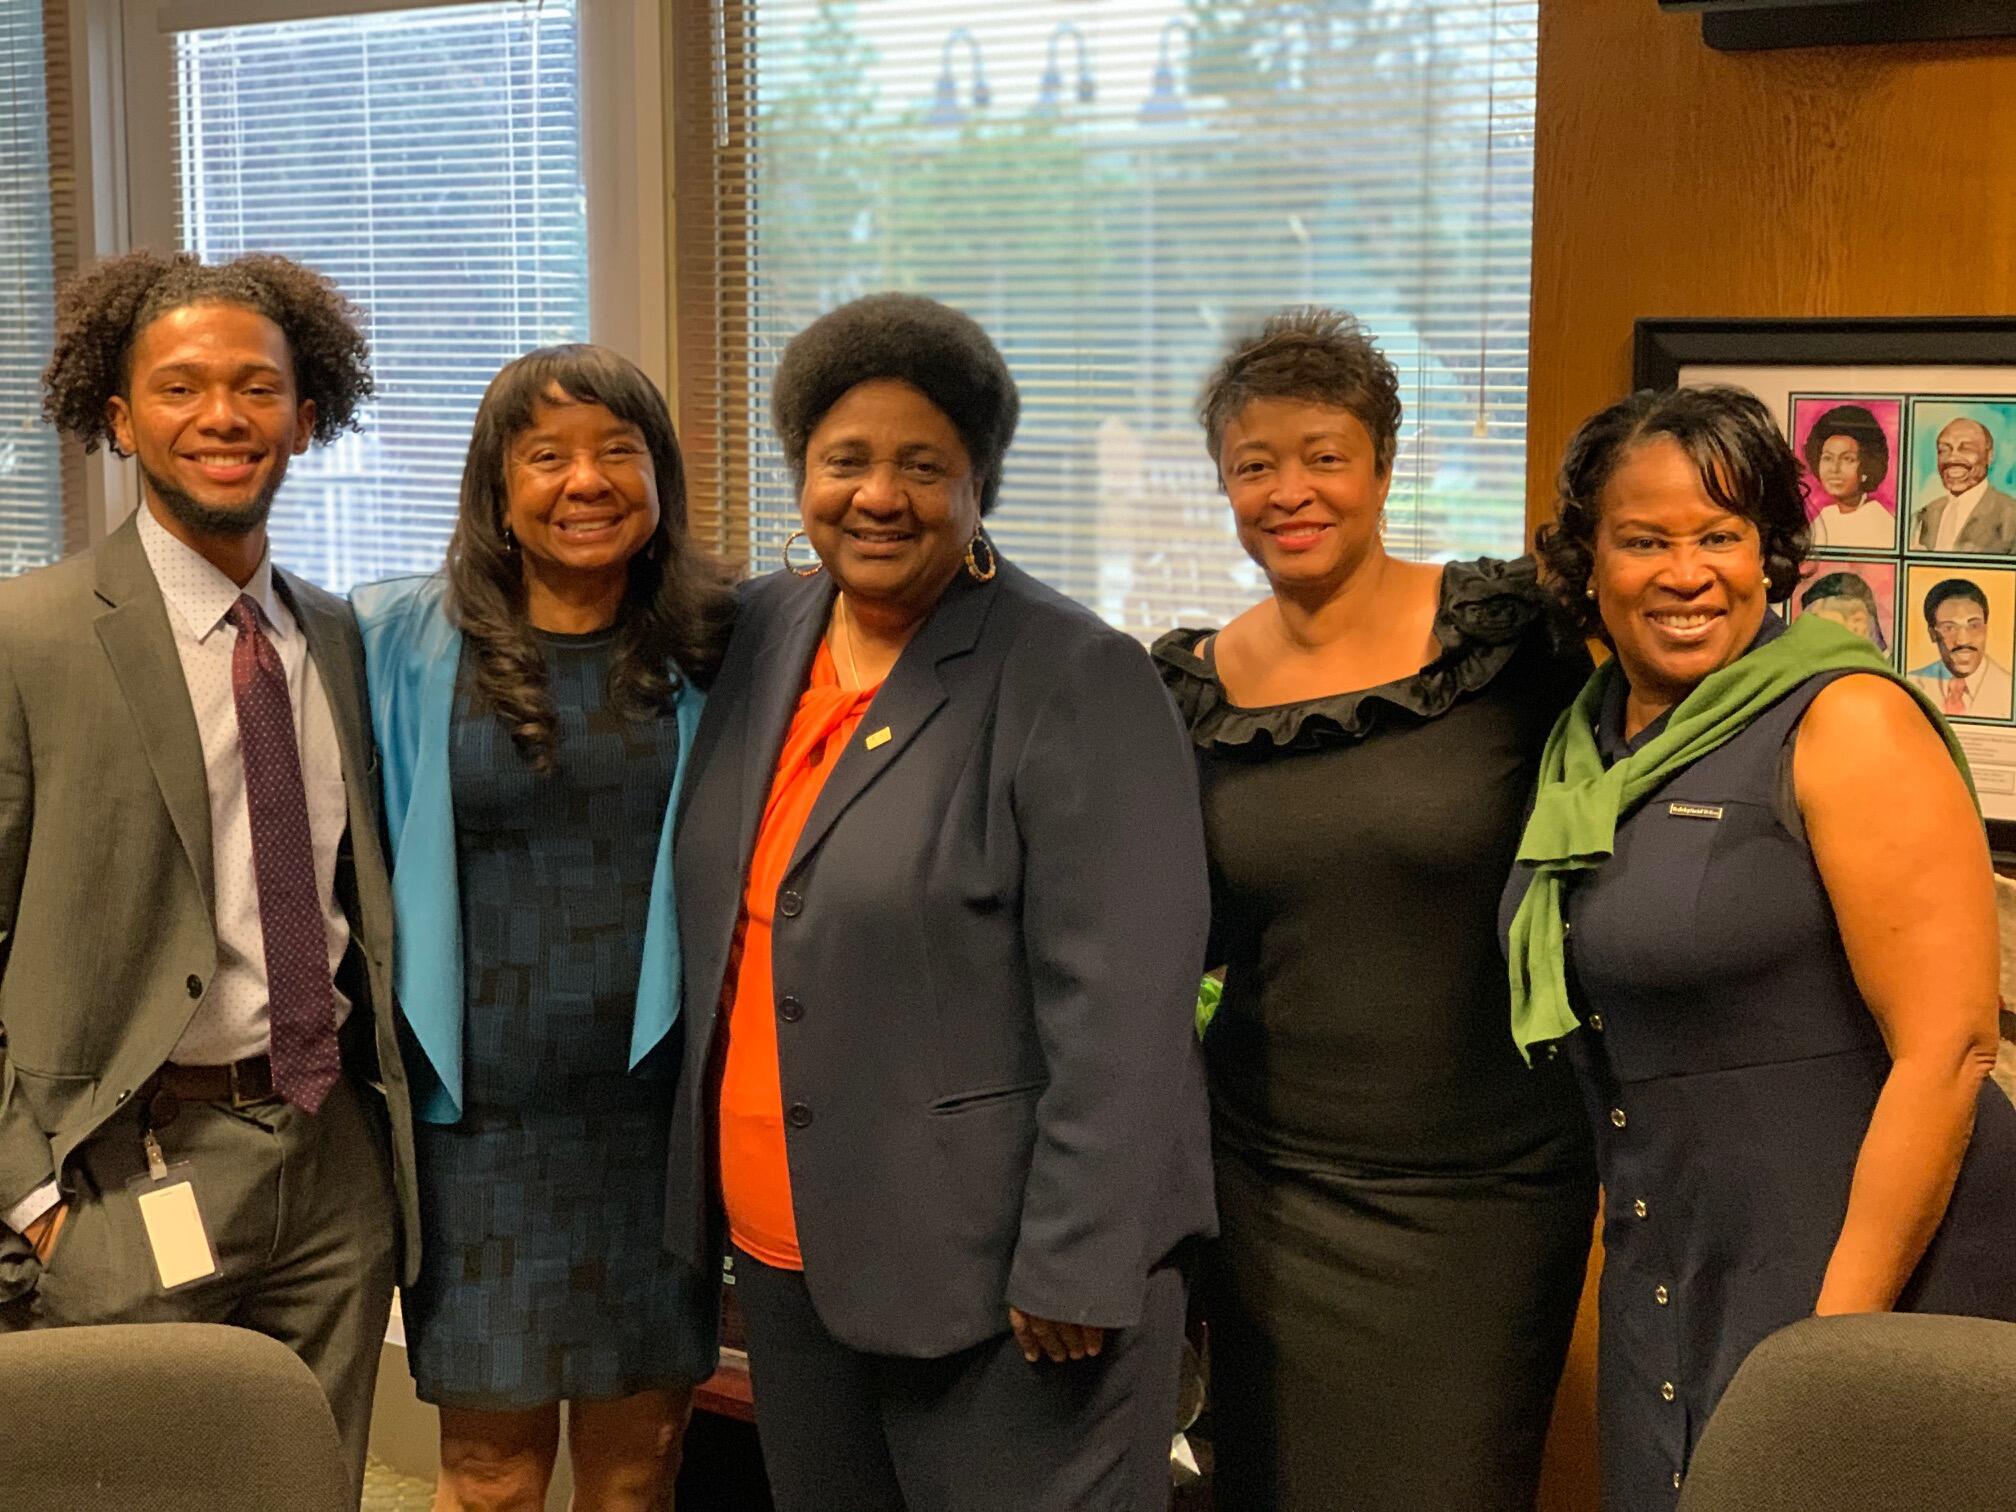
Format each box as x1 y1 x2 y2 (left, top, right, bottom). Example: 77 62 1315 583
172 0 587 593
673 0 1538 637
0 0 61 576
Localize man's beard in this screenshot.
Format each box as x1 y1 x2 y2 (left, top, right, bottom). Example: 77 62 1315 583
140 463 281 538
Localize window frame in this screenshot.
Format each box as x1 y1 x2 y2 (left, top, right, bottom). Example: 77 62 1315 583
665 1 1541 613
49 0 665 548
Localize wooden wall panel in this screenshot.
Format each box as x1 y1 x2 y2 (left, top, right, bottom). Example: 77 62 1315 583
1526 2 2016 535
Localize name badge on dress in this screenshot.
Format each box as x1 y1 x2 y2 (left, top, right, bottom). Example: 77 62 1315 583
127 1129 219 1291
1667 802 1724 821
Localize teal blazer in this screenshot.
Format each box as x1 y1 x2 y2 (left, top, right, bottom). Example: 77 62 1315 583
350 574 702 1124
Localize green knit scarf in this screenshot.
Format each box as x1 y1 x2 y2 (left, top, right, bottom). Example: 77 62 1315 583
1506 612 1974 1062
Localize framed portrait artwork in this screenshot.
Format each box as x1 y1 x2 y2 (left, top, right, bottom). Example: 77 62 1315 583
1635 317 2016 846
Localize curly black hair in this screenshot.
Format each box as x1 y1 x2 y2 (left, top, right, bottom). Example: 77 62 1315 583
1196 307 1403 475
1536 385 1809 640
447 344 734 774
40 249 374 452
770 293 1019 515
1801 403 1891 492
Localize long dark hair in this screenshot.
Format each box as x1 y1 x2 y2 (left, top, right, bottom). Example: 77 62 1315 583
445 344 733 773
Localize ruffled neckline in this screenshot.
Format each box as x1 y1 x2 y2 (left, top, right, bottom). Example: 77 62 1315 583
1150 556 1566 753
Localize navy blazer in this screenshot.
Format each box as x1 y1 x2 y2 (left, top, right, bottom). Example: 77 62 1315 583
666 559 1215 1358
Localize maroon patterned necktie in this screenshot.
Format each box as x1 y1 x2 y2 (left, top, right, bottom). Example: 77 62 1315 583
226 596 341 1113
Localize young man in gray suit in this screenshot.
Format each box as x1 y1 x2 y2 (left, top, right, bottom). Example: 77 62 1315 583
0 251 417 1499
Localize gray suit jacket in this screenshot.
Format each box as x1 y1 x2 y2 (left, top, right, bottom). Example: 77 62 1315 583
666 562 1215 1357
0 517 418 1283
1911 483 2016 554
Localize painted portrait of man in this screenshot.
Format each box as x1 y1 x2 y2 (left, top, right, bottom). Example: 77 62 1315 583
1911 407 2016 555
1908 576 2015 720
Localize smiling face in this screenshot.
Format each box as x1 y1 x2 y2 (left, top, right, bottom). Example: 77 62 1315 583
106 301 314 539
1814 434 1866 503
1217 396 1391 592
1592 436 1771 718
1936 419 1993 497
799 378 980 623
503 395 661 591
1931 592 1989 679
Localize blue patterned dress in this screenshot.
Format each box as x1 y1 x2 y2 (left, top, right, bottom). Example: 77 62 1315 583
403 629 708 1409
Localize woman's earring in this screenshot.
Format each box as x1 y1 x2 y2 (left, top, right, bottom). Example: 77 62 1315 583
1584 584 1597 601
781 529 823 578
964 529 999 583
500 523 517 553
1762 575 1773 591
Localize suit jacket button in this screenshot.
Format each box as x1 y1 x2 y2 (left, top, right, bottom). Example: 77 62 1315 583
777 890 803 919
786 1103 812 1129
186 975 203 998
779 996 804 1023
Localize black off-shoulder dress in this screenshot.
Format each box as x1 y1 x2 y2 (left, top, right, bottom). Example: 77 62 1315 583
1152 558 1598 1511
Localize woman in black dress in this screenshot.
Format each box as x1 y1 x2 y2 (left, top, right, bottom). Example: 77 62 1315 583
1504 386 2016 1506
355 346 732 1510
1152 308 1596 1509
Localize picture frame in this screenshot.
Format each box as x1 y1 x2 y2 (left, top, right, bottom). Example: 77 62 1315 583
1633 316 2016 854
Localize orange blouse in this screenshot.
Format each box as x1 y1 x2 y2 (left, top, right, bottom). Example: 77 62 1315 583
717 640 879 1271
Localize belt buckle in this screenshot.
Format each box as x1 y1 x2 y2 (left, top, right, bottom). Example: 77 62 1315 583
227 1059 256 1109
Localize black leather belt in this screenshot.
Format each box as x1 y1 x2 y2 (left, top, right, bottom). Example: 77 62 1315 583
147 1055 275 1126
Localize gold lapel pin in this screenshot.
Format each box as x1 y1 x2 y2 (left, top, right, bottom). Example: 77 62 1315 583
865 726 893 750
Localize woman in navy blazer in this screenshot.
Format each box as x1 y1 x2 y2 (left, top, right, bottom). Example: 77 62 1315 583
666 294 1215 1510
356 346 730 1510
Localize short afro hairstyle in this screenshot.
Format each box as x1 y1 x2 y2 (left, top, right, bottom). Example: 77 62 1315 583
769 293 1019 515
1196 306 1403 475
1801 403 1890 492
1536 385 1809 640
41 249 374 453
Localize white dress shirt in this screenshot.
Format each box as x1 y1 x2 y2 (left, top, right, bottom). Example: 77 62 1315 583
7 512 355 1235
139 506 354 1065
1933 480 1991 552
1810 499 1895 549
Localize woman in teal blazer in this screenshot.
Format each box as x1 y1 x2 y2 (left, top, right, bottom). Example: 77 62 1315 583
353 345 731 1511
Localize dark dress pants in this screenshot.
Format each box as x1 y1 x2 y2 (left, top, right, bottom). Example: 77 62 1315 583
1 1074 397 1503
734 1246 1185 1512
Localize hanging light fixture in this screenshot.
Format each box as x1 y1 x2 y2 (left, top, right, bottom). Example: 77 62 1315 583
1139 19 1194 124
1033 22 1095 118
928 26 991 128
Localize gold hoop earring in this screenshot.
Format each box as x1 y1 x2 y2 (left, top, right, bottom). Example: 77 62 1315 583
781 530 823 578
964 529 998 583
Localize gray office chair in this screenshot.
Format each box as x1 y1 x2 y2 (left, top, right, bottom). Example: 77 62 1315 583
1677 1312 2016 1512
0 1321 353 1512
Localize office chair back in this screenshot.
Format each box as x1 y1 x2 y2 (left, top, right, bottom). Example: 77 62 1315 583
1677 1312 2016 1512
0 1320 353 1512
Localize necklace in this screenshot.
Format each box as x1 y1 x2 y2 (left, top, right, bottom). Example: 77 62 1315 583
834 594 865 689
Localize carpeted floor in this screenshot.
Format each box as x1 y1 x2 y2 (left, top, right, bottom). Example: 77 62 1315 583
361 1457 434 1511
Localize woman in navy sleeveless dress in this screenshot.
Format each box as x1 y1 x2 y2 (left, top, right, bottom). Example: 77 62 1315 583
1504 387 2016 1509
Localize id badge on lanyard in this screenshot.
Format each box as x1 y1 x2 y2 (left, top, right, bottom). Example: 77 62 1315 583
125 1129 219 1291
